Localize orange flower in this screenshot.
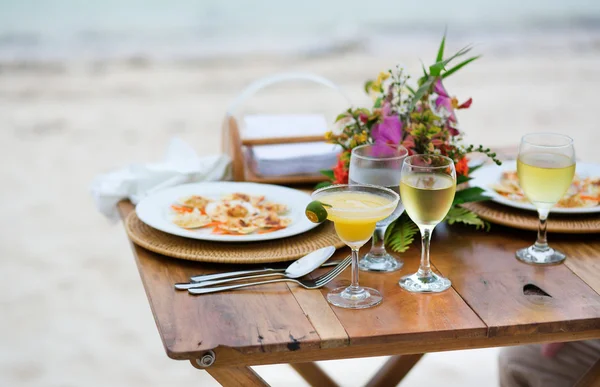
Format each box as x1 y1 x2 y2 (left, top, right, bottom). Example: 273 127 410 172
455 156 469 176
332 152 350 184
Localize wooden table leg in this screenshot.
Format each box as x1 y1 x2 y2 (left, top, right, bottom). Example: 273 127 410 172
206 366 269 387
574 359 600 387
290 362 338 387
365 354 424 387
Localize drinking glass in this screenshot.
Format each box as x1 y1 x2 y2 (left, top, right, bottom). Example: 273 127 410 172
398 155 456 293
312 184 399 309
516 133 576 265
349 144 409 272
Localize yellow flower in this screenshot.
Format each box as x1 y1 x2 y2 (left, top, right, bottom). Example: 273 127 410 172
355 133 368 144
377 71 390 84
324 131 333 141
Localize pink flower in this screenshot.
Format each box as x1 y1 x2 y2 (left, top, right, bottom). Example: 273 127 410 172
432 78 472 137
371 103 402 146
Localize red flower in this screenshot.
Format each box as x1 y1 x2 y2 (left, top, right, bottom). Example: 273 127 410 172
332 152 350 184
455 156 469 176
359 113 369 124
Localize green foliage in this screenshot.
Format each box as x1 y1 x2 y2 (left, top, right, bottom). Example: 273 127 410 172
320 169 334 180
429 45 473 76
456 174 473 185
442 56 480 79
445 206 490 230
409 76 433 111
314 181 332 189
385 213 419 253
334 113 348 122
436 33 446 63
453 186 490 205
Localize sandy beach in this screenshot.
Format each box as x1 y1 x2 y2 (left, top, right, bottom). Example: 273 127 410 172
1 42 599 386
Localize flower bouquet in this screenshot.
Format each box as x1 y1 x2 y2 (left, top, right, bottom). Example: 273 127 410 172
319 35 502 253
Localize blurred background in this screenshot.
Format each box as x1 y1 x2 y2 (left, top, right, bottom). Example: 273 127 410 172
2 0 599 386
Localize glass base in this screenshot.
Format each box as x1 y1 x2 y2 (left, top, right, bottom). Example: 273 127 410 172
399 272 451 293
327 286 382 309
359 252 403 273
516 245 566 265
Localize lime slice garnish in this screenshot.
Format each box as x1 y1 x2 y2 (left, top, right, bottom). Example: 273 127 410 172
305 201 330 223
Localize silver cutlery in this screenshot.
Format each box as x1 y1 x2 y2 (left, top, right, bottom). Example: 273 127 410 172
176 254 350 290
188 246 336 283
188 256 351 295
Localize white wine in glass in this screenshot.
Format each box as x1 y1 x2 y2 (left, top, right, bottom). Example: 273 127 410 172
398 155 456 293
516 133 576 265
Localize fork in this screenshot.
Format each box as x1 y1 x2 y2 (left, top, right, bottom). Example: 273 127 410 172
189 260 343 283
188 256 351 295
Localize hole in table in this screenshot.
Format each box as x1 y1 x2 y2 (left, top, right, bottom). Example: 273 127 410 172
523 284 552 297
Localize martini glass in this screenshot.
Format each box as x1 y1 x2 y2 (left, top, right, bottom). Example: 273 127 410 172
312 184 399 309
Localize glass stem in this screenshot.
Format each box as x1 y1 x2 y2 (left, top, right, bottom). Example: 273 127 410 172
350 248 360 291
369 225 388 258
417 226 434 278
535 209 550 251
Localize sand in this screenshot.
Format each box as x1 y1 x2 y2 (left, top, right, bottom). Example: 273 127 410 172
1 46 598 386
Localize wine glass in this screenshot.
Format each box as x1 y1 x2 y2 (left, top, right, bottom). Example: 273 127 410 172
349 144 409 272
311 184 399 309
516 133 576 265
398 155 456 293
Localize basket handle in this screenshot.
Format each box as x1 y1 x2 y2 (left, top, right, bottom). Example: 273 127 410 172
226 72 351 115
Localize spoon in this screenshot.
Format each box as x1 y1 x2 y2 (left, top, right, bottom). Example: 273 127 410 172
175 246 336 290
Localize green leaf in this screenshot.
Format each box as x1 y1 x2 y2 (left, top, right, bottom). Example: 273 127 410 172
364 80 374 94
468 163 483 175
442 55 480 79
406 85 416 94
314 181 332 189
456 174 473 185
436 33 446 63
409 77 434 111
429 45 473 77
445 206 490 231
373 97 383 108
320 169 334 179
453 186 490 205
385 213 419 253
334 113 348 122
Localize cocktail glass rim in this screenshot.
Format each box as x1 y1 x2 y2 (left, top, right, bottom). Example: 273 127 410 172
311 184 399 214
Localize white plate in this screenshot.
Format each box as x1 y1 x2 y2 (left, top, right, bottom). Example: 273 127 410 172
470 161 600 214
136 182 319 242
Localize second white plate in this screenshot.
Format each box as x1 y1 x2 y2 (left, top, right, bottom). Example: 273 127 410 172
470 161 600 214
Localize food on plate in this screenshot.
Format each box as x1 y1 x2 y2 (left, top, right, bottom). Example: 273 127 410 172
170 192 291 234
179 195 211 210
172 209 213 229
491 171 600 208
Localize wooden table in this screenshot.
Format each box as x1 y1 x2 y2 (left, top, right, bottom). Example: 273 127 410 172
118 201 600 386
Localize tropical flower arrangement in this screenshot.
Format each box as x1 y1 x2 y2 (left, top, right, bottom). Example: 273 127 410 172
319 35 502 253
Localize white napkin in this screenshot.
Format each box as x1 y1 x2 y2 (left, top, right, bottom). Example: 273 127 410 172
91 137 230 221
243 114 340 177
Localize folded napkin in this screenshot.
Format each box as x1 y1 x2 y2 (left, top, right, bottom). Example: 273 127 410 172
91 137 230 221
243 114 340 177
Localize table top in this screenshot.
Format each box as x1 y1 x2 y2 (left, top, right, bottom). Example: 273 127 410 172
118 200 600 368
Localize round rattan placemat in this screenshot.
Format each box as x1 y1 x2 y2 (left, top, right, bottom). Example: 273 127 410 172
125 211 345 263
462 201 600 234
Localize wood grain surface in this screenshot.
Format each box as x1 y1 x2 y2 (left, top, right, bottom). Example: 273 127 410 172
118 200 600 367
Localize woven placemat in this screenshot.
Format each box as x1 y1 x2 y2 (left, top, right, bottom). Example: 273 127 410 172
463 201 600 234
125 211 345 263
